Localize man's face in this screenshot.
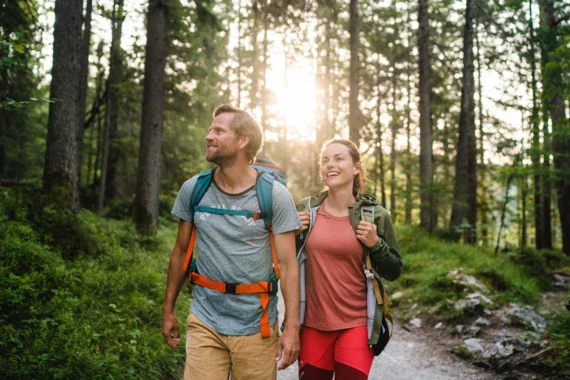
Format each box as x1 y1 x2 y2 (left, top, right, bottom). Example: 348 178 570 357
205 113 242 165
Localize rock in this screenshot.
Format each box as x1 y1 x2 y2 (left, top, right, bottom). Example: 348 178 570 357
434 322 443 329
502 304 547 332
391 291 404 300
482 340 515 359
409 318 422 328
475 317 491 327
455 324 481 337
483 309 492 317
411 302 418 310
500 315 512 326
462 338 486 356
454 292 493 312
447 268 489 293
552 273 570 288
403 318 422 331
428 304 442 315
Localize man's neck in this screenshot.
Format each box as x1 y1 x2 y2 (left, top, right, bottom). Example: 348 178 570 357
214 161 257 194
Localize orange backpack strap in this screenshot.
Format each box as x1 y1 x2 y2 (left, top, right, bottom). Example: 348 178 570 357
182 227 196 272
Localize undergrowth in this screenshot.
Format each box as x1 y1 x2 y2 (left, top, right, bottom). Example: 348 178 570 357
0 186 190 379
389 225 559 321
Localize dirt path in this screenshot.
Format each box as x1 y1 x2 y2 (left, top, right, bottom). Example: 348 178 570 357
277 292 497 380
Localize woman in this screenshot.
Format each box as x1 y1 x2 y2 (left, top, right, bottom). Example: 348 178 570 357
295 139 402 379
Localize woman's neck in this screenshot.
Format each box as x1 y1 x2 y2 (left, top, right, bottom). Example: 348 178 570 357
324 187 356 216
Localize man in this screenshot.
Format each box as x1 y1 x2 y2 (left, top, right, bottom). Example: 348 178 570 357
161 104 301 379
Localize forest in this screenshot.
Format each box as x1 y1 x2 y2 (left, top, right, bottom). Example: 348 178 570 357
1 0 570 378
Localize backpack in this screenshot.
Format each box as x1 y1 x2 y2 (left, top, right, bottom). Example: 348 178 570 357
362 205 393 356
181 159 286 338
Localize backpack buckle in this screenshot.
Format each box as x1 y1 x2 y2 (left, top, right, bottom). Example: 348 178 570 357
225 283 237 294
364 269 375 280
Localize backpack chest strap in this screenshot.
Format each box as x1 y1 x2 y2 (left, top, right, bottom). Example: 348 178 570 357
194 205 267 220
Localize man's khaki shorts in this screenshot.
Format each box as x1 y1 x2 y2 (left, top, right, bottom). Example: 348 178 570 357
184 313 279 380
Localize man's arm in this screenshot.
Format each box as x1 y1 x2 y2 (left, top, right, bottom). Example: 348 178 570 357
161 219 193 349
274 231 300 370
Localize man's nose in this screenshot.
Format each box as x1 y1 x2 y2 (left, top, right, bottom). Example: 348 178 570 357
205 131 214 141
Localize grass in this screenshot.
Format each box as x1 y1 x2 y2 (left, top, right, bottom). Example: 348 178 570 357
388 225 552 321
0 186 191 379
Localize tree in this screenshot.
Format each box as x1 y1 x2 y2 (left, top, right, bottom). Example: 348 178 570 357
450 0 477 243
43 0 83 210
418 0 434 231
539 0 570 254
133 0 168 235
349 0 360 145
76 0 93 192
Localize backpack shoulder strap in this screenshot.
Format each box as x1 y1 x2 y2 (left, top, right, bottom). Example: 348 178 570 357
256 172 275 231
190 168 214 215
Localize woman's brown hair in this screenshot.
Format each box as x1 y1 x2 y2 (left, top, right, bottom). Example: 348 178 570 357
320 139 368 196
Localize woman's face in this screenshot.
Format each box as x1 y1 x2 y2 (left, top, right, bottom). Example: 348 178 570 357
321 143 360 191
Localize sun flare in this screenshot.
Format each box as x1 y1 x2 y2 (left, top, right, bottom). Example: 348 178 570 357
266 53 317 142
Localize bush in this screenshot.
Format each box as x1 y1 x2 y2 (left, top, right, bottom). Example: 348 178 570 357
0 187 190 379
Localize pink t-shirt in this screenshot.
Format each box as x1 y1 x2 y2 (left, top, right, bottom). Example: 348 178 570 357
304 203 367 331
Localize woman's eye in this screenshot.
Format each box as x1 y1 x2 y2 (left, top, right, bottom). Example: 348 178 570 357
336 157 343 161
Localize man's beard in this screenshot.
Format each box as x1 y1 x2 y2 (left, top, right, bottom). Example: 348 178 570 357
206 149 237 169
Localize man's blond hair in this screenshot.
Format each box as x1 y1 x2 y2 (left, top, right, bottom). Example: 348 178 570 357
213 104 263 164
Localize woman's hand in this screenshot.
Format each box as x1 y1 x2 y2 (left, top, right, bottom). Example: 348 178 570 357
356 221 379 248
297 211 310 234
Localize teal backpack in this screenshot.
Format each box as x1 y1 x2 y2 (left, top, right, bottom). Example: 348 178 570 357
181 159 286 338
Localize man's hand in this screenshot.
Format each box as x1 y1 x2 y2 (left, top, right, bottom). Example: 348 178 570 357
162 310 181 349
276 325 300 370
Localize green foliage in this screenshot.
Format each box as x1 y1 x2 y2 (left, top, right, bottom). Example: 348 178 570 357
390 225 543 321
546 312 570 372
0 188 189 378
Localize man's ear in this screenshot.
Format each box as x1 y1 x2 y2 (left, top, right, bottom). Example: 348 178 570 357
238 135 250 151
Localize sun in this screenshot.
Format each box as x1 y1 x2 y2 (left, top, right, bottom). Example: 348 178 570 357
265 51 317 142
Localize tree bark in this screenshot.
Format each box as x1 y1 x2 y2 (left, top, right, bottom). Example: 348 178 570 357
376 61 386 208
529 0 544 248
390 59 397 219
540 0 570 254
76 0 93 191
105 0 125 202
43 0 83 211
349 0 360 145
134 0 167 235
418 0 434 231
495 174 514 255
450 0 477 244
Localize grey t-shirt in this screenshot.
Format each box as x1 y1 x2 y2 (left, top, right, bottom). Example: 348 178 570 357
172 170 301 335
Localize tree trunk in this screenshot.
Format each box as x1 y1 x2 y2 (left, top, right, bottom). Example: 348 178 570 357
540 0 570 254
376 61 386 208
418 0 434 231
261 12 268 133
450 0 477 244
529 0 543 248
237 0 242 108
495 174 514 255
134 0 167 235
105 0 125 202
390 59 397 219
348 0 360 145
476 18 488 244
76 0 93 191
250 0 260 111
43 0 83 211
